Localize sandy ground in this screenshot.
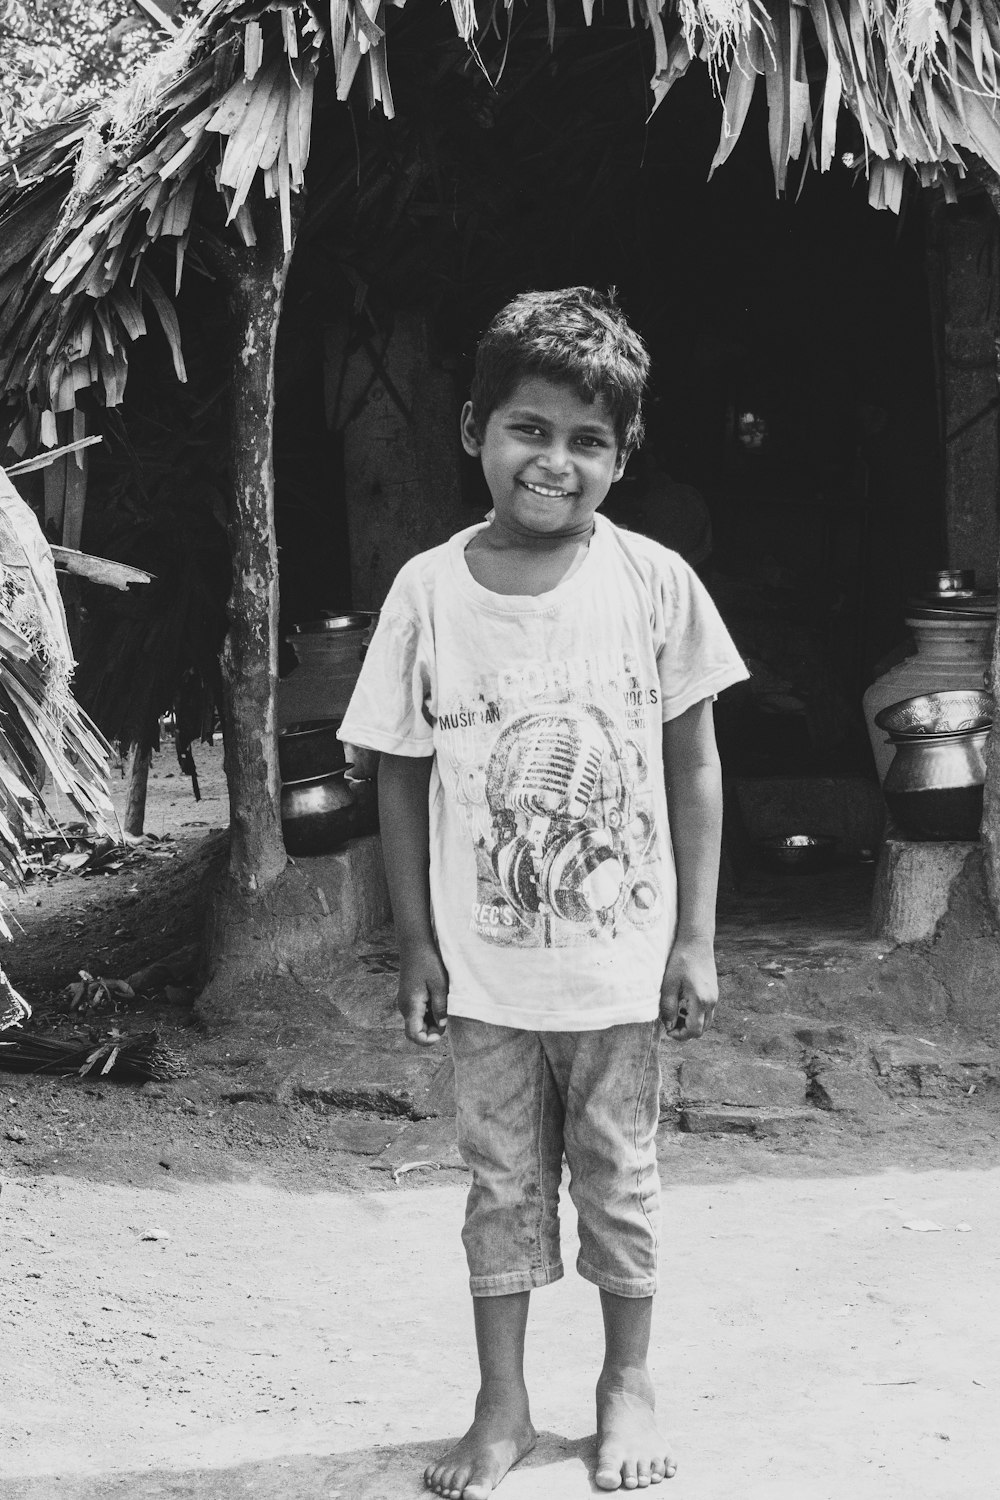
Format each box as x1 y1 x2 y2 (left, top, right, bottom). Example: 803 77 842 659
1 742 998 1498
3 1165 998 1499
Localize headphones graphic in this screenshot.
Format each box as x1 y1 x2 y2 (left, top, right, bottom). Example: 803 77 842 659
485 704 650 926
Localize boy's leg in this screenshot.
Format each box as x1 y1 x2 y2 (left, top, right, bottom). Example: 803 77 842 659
595 1292 676 1490
545 1022 675 1489
424 1291 536 1500
427 1018 564 1498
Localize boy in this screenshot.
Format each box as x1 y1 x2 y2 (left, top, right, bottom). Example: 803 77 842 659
338 288 748 1497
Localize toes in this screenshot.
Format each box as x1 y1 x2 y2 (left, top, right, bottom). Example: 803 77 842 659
595 1454 624 1492
597 1450 671 1491
651 1453 677 1482
424 1466 462 1499
462 1481 493 1500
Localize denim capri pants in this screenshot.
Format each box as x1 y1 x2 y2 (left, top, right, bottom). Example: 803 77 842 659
448 1016 662 1299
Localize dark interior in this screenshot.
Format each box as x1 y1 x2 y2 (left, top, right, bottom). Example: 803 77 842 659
271 10 942 782
72 7 944 788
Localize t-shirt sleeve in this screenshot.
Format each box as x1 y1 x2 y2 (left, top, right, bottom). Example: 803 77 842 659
337 593 435 758
652 552 749 722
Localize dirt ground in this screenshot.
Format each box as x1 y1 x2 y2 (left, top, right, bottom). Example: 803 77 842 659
1 740 998 1497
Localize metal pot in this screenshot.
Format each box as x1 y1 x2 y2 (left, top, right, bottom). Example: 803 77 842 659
278 718 345 782
755 833 837 874
287 613 376 634
280 770 378 856
883 728 989 841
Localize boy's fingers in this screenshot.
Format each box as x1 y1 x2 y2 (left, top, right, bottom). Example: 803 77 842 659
424 953 449 1030
674 997 716 1040
679 1003 709 1039
399 987 441 1045
659 981 683 1030
662 979 717 1040
428 981 449 1027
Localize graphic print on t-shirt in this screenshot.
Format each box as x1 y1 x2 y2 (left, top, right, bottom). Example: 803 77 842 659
436 651 664 950
477 702 662 948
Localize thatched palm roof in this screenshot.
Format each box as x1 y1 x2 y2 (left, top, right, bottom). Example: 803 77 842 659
1 0 999 444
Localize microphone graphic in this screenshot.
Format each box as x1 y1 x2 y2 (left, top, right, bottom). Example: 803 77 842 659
505 715 606 820
488 708 629 926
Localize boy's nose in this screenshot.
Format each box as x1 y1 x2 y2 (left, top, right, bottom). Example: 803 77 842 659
539 442 572 475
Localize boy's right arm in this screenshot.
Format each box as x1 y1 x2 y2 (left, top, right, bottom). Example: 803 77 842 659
377 752 449 1046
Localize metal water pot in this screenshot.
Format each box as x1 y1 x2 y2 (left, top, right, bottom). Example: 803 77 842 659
277 718 346 782
882 728 988 841
280 769 378 856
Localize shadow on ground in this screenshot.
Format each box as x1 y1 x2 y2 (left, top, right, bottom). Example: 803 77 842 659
4 1432 596 1500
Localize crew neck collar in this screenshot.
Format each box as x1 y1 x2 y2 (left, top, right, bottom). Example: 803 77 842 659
449 514 606 614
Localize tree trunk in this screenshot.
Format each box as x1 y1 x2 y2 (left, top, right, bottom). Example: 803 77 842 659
973 165 1000 922
124 743 151 837
198 195 299 985
219 232 288 899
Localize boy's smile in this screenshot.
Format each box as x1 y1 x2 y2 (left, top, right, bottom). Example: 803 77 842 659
461 375 626 543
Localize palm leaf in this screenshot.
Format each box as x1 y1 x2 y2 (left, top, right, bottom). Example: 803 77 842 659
0 0 999 444
0 463 117 1028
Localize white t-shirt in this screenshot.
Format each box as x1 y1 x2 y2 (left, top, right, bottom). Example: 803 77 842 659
338 515 748 1031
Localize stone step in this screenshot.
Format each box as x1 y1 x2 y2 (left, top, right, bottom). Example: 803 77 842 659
676 1105 819 1136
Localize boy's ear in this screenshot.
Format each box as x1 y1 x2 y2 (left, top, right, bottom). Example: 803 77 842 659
612 447 629 483
460 401 483 457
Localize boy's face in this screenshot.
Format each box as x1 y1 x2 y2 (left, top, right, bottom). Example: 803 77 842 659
461 375 625 539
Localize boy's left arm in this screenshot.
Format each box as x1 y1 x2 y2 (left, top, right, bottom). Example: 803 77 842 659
660 697 723 1041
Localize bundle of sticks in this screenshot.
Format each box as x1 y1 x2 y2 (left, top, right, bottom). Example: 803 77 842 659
0 1030 186 1081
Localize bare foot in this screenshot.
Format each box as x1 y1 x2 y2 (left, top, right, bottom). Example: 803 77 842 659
595 1369 676 1490
424 1397 537 1500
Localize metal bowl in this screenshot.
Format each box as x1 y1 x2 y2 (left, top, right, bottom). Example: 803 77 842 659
288 613 375 634
907 603 997 620
926 569 975 595
278 718 345 781
755 833 838 874
874 689 994 741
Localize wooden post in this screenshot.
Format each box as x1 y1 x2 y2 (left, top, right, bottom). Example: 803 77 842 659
124 743 151 837
194 195 300 934
219 198 299 904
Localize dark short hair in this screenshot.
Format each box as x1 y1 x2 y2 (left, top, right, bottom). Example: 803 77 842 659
469 287 649 455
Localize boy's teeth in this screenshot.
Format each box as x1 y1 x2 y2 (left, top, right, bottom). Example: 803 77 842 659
524 482 570 497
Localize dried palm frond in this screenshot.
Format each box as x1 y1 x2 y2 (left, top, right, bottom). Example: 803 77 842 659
0 1 999 450
0 968 30 1031
0 1028 187 1080
656 1 1000 210
0 463 116 1020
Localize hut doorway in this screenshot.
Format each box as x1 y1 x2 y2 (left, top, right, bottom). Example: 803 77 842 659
271 39 943 888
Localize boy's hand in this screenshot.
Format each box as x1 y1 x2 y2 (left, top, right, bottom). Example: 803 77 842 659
659 939 718 1041
397 940 449 1046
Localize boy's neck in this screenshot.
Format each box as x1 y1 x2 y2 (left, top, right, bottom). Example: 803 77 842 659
482 514 597 551
465 516 595 597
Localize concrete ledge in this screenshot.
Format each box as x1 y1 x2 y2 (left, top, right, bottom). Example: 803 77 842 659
872 836 977 945
286 833 391 950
